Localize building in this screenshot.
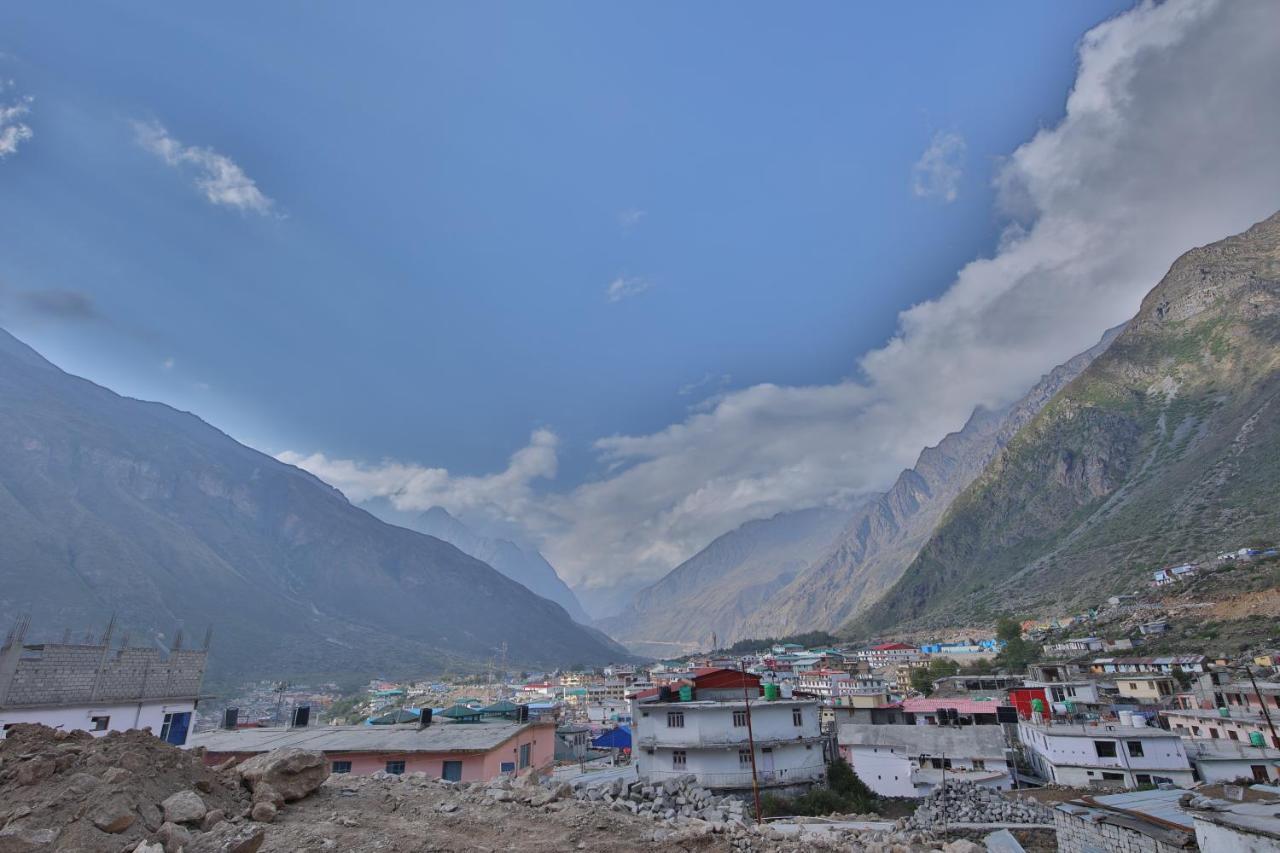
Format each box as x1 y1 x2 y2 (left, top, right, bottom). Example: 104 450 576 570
191 716 554 781
1152 564 1197 586
854 643 920 669
838 724 1012 798
1113 674 1178 705
1055 787 1280 853
631 668 825 792
555 723 591 762
898 697 1012 726
1185 739 1280 784
1090 655 1206 676
1163 706 1280 749
821 692 907 730
1018 720 1194 788
0 620 207 746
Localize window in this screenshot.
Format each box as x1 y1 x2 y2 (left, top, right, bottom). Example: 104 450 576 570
732 710 748 727
1228 730 1239 741
90 716 110 732
385 761 406 775
1252 765 1269 783
1094 741 1118 758
672 750 686 770
442 760 463 782
1126 741 1144 758
519 743 531 769
331 761 352 774
1210 729 1220 739
501 762 515 773
667 711 684 728
1101 771 1124 781
159 712 192 746
1135 774 1151 785
792 708 803 727
738 748 753 767
972 759 985 770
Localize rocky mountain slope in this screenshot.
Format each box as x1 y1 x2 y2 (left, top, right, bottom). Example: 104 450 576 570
846 211 1280 637
411 506 589 623
597 507 850 655
748 326 1121 639
0 329 626 686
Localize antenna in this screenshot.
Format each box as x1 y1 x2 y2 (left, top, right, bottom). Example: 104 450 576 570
202 626 214 650
99 613 117 646
172 629 184 651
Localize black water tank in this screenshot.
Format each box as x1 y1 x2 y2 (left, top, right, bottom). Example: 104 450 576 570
223 708 239 729
419 708 433 728
291 705 311 727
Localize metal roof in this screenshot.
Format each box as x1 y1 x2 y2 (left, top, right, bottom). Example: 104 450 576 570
189 720 539 755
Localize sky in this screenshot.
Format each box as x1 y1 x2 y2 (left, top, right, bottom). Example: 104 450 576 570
2 1 1278 617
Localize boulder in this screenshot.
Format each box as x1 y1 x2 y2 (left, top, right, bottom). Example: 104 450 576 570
157 821 192 853
250 801 278 823
235 748 328 802
161 790 208 825
188 824 266 853
89 796 137 834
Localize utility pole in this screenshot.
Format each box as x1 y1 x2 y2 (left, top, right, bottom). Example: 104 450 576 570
740 662 762 824
1245 665 1279 745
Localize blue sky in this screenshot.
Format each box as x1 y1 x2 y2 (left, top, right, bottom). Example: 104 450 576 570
3 1 1278 613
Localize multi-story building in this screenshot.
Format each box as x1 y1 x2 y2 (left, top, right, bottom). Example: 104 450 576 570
1018 720 1194 788
1089 656 1206 676
1114 674 1178 705
1163 706 1280 749
631 668 825 792
838 724 1012 798
0 620 207 746
1184 739 1280 784
854 643 920 669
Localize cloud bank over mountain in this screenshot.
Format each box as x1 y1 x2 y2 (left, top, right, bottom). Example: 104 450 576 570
281 0 1280 613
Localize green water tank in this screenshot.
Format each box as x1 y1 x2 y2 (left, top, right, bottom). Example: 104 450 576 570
1250 731 1266 748
678 685 693 702
1031 698 1045 715
1064 700 1077 714
763 683 781 701
1219 707 1231 718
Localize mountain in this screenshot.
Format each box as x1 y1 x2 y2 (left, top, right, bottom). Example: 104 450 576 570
597 507 851 655
746 325 1122 638
411 506 589 623
845 212 1280 638
0 329 627 687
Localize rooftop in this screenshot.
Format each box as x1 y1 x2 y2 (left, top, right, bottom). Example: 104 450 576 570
1019 722 1179 739
1185 739 1280 761
900 697 1007 715
838 723 1008 759
190 720 542 755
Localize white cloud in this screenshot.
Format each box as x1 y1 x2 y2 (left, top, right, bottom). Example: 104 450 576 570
162 357 175 370
605 275 652 303
0 91 33 158
279 429 560 527
911 131 966 202
280 0 1280 609
619 208 646 230
132 120 275 214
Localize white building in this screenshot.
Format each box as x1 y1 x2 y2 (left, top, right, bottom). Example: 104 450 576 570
1018 721 1194 788
631 669 825 792
1185 739 1280 784
838 724 1012 798
0 620 207 746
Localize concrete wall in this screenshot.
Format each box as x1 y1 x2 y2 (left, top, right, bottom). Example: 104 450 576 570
0 699 197 744
0 642 206 707
1195 818 1280 853
642 742 824 790
1054 810 1191 853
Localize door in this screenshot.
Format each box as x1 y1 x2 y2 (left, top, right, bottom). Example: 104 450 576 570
519 743 531 769
442 760 463 782
162 712 191 746
760 747 775 782
1252 765 1269 783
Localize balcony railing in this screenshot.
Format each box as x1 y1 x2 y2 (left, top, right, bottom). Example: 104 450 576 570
642 764 827 789
635 733 826 749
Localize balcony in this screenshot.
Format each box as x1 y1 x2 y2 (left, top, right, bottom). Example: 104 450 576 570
635 733 826 750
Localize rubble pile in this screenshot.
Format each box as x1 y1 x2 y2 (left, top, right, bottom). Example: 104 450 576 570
907 782 1053 829
0 724 327 853
567 773 752 824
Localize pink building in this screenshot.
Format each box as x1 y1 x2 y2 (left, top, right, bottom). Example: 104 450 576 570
191 718 555 782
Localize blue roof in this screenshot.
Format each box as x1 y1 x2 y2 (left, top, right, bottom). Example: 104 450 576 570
592 726 631 749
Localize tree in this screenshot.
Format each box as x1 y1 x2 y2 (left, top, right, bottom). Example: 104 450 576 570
994 616 1040 672
910 658 959 696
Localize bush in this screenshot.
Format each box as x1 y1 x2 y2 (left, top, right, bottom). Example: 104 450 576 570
758 758 877 817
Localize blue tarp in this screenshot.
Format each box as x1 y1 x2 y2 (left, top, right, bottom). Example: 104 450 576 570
592 726 631 749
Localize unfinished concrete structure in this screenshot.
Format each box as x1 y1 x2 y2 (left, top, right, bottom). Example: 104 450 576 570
0 617 209 745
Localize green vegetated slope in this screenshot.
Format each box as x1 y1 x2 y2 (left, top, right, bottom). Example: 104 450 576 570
846 211 1280 637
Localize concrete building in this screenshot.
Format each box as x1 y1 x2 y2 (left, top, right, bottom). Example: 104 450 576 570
0 619 207 746
1114 674 1178 705
838 724 1012 798
1164 706 1280 749
631 668 825 792
1185 739 1280 784
1018 721 1194 788
1055 787 1280 853
191 717 554 781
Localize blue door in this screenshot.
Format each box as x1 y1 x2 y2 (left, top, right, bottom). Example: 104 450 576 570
442 760 463 781
163 712 191 745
